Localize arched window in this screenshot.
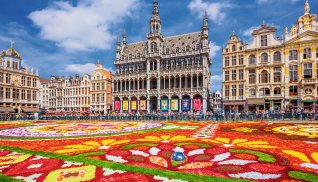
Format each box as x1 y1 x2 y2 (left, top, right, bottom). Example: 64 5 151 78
250 89 256 97
151 42 157 52
274 87 281 95
261 53 268 63
273 51 281 62
260 70 269 83
260 88 270 96
232 45 236 52
249 55 256 65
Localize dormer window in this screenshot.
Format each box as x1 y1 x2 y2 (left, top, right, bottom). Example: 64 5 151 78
232 45 236 52
261 35 268 47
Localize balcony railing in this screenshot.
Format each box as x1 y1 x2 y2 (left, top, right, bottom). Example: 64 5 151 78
302 78 317 84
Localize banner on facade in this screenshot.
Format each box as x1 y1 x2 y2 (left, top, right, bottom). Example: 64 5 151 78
171 99 179 111
140 100 147 110
182 98 191 111
123 100 129 111
161 100 169 111
131 100 137 111
193 99 202 111
114 101 121 111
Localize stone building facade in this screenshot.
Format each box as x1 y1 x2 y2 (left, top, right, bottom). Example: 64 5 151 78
112 0 211 113
222 0 318 112
45 62 112 113
39 78 50 111
91 62 112 114
0 42 39 113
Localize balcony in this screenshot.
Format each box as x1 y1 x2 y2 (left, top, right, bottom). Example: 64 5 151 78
301 78 317 85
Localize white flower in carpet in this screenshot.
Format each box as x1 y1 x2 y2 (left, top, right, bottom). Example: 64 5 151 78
149 147 160 156
172 147 184 153
15 173 43 182
130 150 149 157
211 152 231 162
153 176 188 182
31 156 49 161
188 149 205 156
102 168 125 176
228 172 281 180
300 163 318 170
27 163 43 169
218 159 257 165
105 155 127 163
0 165 10 172
61 161 83 168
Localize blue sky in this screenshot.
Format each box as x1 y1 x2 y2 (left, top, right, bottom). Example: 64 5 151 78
0 0 315 92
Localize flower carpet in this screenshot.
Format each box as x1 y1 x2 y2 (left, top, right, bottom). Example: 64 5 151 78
0 120 317 181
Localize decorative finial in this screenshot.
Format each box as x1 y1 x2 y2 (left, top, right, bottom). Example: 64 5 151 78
153 0 159 15
285 27 289 34
262 20 266 26
10 40 14 48
304 0 310 15
232 31 236 36
96 60 100 65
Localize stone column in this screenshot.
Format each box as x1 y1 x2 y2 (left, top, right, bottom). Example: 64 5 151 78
203 98 207 114
179 98 182 113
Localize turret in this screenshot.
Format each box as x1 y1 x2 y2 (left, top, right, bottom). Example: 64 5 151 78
149 0 162 35
122 31 127 45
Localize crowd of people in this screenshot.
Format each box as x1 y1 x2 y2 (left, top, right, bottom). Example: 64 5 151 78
0 107 317 121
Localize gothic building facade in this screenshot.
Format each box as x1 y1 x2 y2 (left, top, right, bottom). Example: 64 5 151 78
112 0 211 113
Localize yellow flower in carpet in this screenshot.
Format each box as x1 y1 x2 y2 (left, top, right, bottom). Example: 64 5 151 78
283 150 318 170
232 127 256 133
55 139 130 154
202 138 277 148
136 135 196 143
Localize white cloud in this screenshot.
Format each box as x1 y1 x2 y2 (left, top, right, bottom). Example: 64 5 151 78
209 42 221 58
29 0 139 51
211 75 222 81
257 0 300 4
242 26 260 37
63 63 96 75
188 0 232 24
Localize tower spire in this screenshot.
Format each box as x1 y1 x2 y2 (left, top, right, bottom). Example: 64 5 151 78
203 10 208 27
304 0 310 15
122 31 127 45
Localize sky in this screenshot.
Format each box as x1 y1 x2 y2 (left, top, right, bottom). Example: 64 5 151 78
0 0 315 92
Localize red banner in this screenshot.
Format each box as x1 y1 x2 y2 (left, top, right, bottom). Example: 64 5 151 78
114 101 121 111
193 99 202 111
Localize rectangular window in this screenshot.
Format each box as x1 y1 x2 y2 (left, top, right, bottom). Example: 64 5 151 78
303 48 311 59
225 71 229 81
21 90 25 100
232 85 237 97
0 87 3 99
5 88 10 99
12 62 18 69
0 73 3 83
27 90 31 100
249 69 256 84
239 55 244 65
289 65 298 82
33 91 37 101
289 50 298 60
261 35 268 47
239 84 243 97
225 85 229 97
231 56 236 66
6 73 10 84
274 67 281 82
239 69 244 80
232 70 237 81
303 63 312 79
22 76 25 86
224 57 229 66
27 77 31 86
289 86 298 96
